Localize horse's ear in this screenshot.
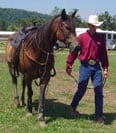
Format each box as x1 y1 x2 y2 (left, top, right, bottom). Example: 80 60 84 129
61 9 67 20
70 9 77 18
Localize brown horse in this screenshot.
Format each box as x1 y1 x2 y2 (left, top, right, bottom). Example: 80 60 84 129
5 9 78 126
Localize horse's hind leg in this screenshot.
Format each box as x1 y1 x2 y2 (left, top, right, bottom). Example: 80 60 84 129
6 43 20 107
12 75 20 107
26 81 33 115
21 75 26 106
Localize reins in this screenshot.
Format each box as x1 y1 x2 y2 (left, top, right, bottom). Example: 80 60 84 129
69 73 107 88
69 74 78 83
102 77 107 88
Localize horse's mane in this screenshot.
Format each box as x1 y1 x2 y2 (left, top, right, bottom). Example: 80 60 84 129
36 14 61 42
24 15 61 50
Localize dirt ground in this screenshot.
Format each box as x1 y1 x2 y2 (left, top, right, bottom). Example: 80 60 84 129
49 70 116 107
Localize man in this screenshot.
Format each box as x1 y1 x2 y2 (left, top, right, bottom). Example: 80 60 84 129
66 15 109 124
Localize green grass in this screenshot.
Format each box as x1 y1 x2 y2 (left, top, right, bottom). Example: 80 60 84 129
0 41 6 51
0 49 116 133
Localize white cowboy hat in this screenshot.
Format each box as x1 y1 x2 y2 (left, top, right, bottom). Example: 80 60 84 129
87 15 103 27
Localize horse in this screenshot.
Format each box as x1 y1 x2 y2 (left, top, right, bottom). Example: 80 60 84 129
5 9 78 126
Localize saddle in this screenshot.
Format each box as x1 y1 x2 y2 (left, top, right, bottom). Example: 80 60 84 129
10 25 37 77
10 25 37 49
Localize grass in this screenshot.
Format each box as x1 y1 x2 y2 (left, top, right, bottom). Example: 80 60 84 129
0 46 116 133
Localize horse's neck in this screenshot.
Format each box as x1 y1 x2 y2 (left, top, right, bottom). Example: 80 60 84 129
38 24 56 51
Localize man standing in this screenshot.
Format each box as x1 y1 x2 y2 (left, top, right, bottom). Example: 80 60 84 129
66 15 109 124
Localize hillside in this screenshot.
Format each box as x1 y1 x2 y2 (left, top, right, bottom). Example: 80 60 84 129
0 7 51 24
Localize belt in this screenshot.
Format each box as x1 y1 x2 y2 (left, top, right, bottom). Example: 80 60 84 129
81 59 97 66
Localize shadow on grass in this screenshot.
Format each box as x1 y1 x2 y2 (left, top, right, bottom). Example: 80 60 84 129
33 98 116 125
104 113 116 125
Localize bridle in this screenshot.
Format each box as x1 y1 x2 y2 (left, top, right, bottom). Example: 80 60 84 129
57 17 74 45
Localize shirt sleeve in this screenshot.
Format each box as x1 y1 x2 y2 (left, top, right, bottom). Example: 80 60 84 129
66 52 77 68
100 38 109 70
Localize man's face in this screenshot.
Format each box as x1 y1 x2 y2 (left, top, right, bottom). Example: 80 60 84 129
88 24 97 34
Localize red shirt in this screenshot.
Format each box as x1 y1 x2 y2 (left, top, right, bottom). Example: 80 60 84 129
66 31 109 70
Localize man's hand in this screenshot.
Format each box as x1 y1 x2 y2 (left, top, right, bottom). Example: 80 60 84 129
103 69 108 78
66 67 72 76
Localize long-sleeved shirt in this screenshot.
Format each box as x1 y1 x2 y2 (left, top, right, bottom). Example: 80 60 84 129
66 31 109 70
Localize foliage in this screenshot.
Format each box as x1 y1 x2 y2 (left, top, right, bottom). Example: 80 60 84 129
0 7 116 31
74 15 86 28
0 7 51 31
99 11 116 30
0 18 7 30
50 6 85 28
50 6 62 16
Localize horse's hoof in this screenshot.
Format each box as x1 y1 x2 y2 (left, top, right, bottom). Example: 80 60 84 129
17 104 20 108
26 112 32 117
21 103 26 107
14 103 20 108
14 97 20 108
39 121 46 128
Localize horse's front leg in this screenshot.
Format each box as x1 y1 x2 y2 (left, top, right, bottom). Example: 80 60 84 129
12 75 20 107
38 76 50 126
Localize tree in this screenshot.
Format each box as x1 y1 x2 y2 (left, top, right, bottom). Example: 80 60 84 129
71 9 86 28
99 11 116 30
0 19 8 30
111 15 116 30
50 6 62 16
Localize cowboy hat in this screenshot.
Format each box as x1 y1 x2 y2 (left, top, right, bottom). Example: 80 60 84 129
87 15 103 27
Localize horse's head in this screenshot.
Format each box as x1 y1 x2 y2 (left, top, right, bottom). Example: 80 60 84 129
52 9 79 48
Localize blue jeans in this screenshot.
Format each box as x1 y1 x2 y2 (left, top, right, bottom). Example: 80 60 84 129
71 63 103 118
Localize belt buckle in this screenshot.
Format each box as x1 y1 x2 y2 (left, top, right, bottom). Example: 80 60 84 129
88 59 96 65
